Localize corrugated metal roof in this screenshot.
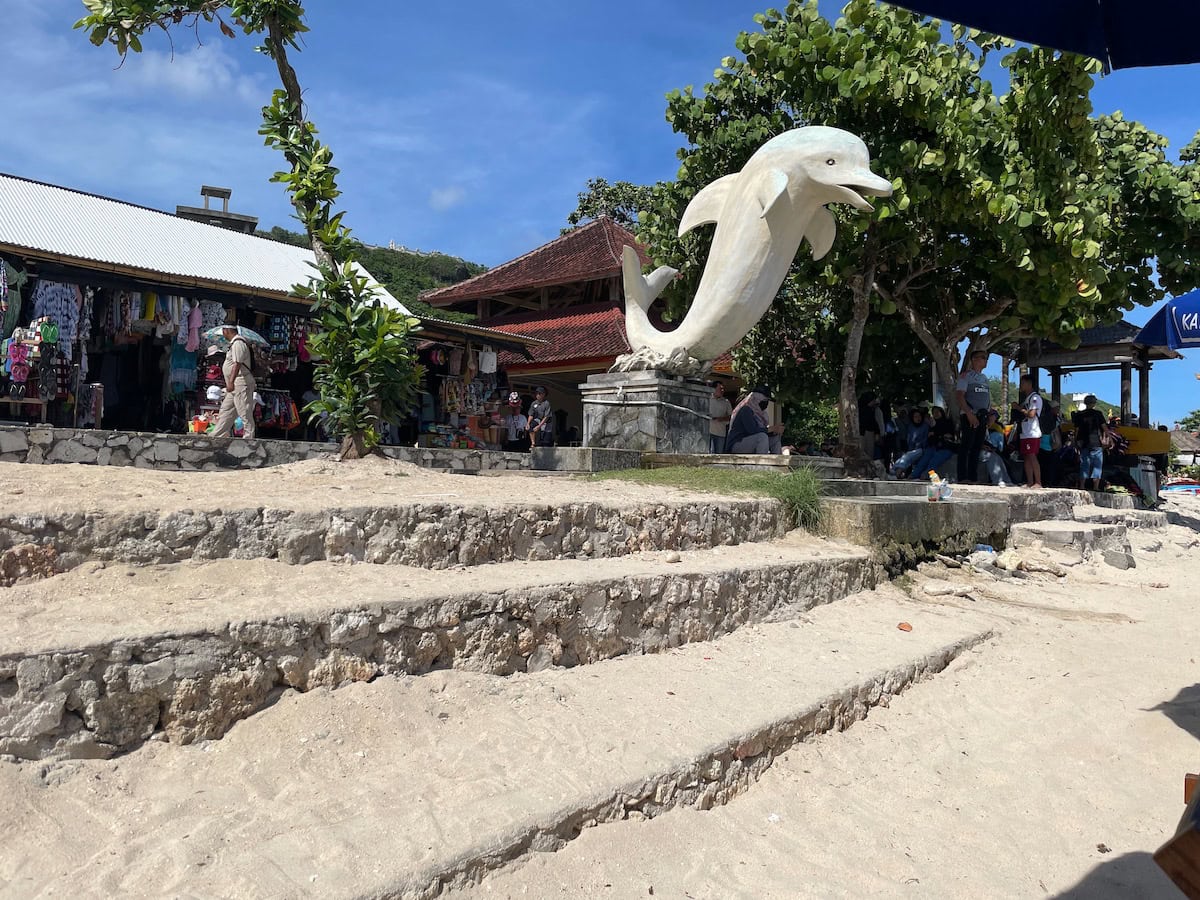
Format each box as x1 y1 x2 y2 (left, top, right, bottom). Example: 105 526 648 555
0 172 407 313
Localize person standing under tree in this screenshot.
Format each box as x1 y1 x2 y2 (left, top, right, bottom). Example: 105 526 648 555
955 350 991 483
709 381 733 453
1018 374 1044 489
212 325 256 440
527 386 555 448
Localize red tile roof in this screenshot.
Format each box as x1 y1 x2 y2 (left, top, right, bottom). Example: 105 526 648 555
485 303 739 374
488 303 631 369
420 217 650 306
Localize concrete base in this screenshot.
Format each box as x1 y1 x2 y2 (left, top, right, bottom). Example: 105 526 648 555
642 452 844 478
581 371 710 454
822 479 927 498
822 496 1010 573
1010 520 1132 559
530 446 643 473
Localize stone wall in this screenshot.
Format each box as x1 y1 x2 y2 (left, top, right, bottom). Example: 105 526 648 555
581 371 710 454
0 553 878 759
0 424 530 473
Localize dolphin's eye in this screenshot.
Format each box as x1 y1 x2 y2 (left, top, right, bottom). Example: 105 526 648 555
826 159 837 166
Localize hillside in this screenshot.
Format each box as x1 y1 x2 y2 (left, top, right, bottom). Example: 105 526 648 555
258 227 483 321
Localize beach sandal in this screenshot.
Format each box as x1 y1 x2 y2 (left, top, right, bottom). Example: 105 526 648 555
10 361 30 384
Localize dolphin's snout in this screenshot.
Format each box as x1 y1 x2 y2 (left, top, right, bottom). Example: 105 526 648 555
851 170 894 198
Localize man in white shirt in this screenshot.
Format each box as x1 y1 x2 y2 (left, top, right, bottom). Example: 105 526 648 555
709 382 733 453
1018 374 1043 489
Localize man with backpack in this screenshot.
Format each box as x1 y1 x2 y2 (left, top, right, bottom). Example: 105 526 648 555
1072 394 1109 491
1017 373 1048 489
213 324 257 439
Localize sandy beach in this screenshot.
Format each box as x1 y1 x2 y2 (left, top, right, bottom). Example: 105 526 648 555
454 496 1200 899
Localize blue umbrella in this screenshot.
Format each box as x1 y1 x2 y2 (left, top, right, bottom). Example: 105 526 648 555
887 1 1200 71
1134 290 1200 349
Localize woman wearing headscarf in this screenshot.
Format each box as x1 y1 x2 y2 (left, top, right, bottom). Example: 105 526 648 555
726 385 785 454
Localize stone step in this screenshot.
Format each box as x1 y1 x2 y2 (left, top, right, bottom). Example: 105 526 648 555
0 591 994 899
1072 505 1168 529
0 496 789 577
1010 520 1132 563
0 536 878 760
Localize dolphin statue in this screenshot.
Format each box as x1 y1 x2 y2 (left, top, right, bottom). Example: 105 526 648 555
621 125 893 364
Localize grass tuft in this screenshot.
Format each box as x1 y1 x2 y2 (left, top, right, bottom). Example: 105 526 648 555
590 466 823 531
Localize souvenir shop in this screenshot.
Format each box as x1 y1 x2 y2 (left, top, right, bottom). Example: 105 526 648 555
0 254 313 437
410 322 542 451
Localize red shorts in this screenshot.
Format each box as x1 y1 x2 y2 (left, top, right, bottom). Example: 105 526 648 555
1019 438 1040 457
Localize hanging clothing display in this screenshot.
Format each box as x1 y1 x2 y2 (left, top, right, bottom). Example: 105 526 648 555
31 281 81 347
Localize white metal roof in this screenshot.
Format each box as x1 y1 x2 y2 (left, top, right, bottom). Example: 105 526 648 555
0 173 408 313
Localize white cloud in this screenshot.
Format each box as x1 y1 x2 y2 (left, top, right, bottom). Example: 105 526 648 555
121 42 265 105
429 185 467 212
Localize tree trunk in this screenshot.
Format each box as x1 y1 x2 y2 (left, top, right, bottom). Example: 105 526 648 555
338 432 369 461
838 269 875 477
264 15 335 270
1000 355 1010 412
930 343 961 419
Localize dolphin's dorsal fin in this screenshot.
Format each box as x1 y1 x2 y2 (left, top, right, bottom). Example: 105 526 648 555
805 207 837 260
757 169 790 219
678 173 738 237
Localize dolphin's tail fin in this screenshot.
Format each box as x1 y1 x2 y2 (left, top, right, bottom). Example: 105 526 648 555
621 245 677 349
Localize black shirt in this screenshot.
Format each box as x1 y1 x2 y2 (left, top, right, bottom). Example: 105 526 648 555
1072 408 1107 449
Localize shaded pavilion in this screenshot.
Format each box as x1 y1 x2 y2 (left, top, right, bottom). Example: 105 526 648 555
1018 320 1182 423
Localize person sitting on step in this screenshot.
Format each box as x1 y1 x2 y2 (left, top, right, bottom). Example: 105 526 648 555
725 385 785 454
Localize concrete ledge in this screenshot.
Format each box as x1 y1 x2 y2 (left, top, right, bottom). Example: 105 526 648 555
642 453 844 477
1010 520 1130 551
1073 506 1168 529
821 479 927 498
821 496 1009 572
530 447 642 473
0 542 878 759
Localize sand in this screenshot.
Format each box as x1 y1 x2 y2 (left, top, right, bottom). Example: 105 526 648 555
3 456 716 515
453 498 1200 899
2 473 1198 899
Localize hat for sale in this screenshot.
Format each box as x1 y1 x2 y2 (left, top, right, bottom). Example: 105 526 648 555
507 391 521 406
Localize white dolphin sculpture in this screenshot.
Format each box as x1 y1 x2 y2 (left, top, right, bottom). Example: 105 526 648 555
621 126 893 366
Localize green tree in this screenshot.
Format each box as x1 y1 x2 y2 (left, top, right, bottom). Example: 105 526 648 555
76 1 422 458
1180 409 1200 431
639 0 1199 468
565 178 656 231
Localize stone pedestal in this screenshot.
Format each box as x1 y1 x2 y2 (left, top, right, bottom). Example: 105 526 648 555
581 371 710 454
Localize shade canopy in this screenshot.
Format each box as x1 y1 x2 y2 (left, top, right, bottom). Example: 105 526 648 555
887 1 1200 71
1134 290 1200 350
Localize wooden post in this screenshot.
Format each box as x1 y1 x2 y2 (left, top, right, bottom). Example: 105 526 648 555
1139 363 1151 426
1050 367 1062 406
1120 361 1133 425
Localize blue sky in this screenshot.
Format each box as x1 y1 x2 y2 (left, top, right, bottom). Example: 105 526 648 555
5 0 1199 423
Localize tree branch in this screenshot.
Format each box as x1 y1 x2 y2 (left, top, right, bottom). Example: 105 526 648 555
950 296 1016 343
